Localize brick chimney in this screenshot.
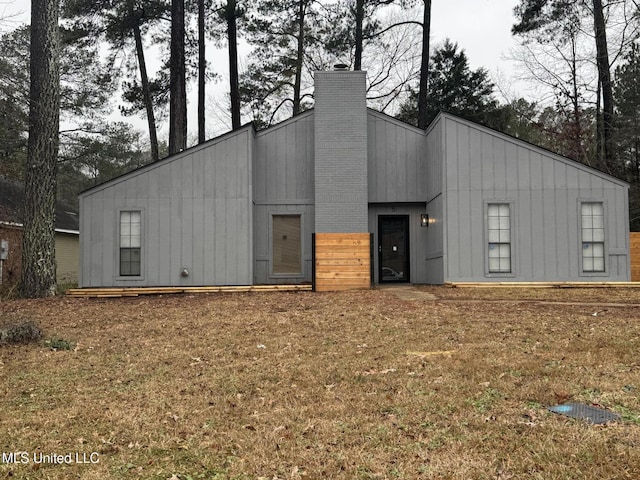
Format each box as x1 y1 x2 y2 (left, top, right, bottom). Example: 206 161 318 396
313 68 370 291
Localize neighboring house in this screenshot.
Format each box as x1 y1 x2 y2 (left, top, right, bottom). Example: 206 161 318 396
0 177 80 285
78 69 630 290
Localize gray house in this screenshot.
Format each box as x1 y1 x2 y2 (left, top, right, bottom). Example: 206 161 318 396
79 69 630 290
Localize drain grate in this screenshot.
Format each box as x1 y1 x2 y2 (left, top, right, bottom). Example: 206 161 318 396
548 403 621 424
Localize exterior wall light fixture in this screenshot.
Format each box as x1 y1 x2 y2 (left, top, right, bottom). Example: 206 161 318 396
421 214 429 227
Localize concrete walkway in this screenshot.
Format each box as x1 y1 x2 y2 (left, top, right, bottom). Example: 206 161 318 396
377 285 437 301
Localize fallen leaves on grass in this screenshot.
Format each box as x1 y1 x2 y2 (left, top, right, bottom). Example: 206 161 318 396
1 288 640 479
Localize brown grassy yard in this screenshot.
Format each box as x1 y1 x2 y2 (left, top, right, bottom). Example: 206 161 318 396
1 287 640 479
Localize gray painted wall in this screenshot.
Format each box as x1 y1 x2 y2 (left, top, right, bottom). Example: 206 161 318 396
314 71 368 233
367 111 428 203
368 204 429 284
424 118 445 284
78 78 631 288
79 126 254 287
437 114 630 282
254 112 315 283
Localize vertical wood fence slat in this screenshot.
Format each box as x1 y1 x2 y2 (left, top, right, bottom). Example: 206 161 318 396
631 233 640 282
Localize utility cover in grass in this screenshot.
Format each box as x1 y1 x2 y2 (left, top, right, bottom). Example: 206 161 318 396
548 403 621 424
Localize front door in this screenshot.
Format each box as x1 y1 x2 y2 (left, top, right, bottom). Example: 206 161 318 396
378 215 410 283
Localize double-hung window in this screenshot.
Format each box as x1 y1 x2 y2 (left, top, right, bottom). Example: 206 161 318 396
487 203 511 274
120 211 141 276
581 202 605 272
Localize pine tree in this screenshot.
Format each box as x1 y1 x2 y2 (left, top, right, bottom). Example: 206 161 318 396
614 43 640 180
240 0 315 126
417 0 431 129
198 0 207 143
169 0 187 153
61 0 169 161
21 0 60 297
396 40 498 128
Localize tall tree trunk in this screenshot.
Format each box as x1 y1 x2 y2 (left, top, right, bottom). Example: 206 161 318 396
569 33 584 164
130 4 159 161
198 0 206 143
169 0 187 154
227 0 241 129
592 0 614 172
595 77 604 167
21 0 60 298
354 0 364 71
292 0 305 115
417 0 431 129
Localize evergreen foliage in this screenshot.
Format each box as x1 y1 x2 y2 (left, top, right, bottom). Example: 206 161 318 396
396 40 498 128
614 43 640 231
239 0 317 127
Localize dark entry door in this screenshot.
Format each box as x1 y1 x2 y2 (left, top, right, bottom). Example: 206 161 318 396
378 216 410 283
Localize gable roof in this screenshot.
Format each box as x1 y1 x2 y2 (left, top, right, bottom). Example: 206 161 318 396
431 111 629 188
255 110 314 137
78 122 257 197
0 177 79 232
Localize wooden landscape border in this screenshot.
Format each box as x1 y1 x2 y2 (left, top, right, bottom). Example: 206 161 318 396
446 282 640 288
66 284 312 298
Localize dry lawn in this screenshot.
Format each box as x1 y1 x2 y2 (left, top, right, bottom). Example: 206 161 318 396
1 287 640 479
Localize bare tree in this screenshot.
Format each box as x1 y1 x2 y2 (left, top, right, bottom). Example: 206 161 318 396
509 17 595 164
511 0 640 172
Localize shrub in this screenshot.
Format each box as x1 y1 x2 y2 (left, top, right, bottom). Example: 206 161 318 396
46 338 74 351
56 281 78 296
0 282 19 301
0 320 42 344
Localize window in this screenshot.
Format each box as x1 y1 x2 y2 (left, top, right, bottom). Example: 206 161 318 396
120 211 141 276
272 215 301 275
581 202 605 272
487 203 511 273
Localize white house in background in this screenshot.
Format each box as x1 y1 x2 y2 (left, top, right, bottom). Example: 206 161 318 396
78 68 630 290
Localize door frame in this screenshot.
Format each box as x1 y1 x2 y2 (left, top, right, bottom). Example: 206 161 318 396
378 215 410 283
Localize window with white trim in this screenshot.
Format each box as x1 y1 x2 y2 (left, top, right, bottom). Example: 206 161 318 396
581 202 605 272
120 211 141 276
487 203 511 273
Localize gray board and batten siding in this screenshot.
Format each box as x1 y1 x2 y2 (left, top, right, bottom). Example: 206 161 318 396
79 125 254 287
254 106 433 285
253 111 315 284
78 68 630 288
367 110 429 203
428 112 630 282
366 110 432 284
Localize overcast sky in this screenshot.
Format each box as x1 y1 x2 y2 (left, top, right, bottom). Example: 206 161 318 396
0 0 523 137
432 0 519 79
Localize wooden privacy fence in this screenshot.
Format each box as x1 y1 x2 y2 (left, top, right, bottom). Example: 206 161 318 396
631 233 640 282
314 233 371 291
